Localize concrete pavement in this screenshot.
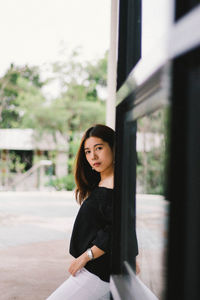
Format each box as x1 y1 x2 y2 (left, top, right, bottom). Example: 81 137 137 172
0 191 78 300
0 240 72 300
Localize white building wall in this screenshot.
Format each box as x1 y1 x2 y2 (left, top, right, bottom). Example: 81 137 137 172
106 0 119 130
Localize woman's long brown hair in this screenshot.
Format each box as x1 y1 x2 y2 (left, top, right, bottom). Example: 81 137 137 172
74 124 115 205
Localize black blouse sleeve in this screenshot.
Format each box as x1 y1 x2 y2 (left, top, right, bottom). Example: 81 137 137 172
91 190 113 252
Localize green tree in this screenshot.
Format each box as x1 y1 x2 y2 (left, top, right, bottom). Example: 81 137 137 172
0 64 44 128
38 49 107 141
0 51 108 190
43 50 108 189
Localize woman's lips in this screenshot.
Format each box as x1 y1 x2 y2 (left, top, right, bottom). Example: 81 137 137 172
93 163 101 167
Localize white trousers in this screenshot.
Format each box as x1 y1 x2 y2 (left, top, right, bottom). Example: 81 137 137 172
46 268 110 300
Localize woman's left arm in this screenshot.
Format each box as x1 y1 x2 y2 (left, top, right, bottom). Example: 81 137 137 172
68 246 105 276
68 192 112 276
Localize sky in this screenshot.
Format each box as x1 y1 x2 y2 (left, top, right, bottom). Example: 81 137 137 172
0 0 111 77
0 0 170 95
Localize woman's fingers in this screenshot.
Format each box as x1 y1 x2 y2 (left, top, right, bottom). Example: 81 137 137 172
68 261 75 275
68 267 76 276
70 269 76 276
136 260 140 275
68 253 89 276
68 259 82 276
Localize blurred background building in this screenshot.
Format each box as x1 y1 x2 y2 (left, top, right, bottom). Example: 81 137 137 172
0 129 68 190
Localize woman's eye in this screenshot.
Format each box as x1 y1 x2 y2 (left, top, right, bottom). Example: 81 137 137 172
96 147 102 151
85 151 90 155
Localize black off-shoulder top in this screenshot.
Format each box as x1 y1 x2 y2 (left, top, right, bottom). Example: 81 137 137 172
69 186 113 282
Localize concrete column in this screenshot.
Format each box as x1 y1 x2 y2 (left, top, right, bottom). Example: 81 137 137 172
55 152 67 177
106 0 119 130
0 149 9 187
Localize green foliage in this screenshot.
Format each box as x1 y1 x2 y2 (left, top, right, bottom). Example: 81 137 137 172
9 152 26 174
69 138 80 157
68 137 80 173
48 94 105 135
0 64 45 128
47 174 75 191
51 49 107 102
0 50 107 133
137 109 166 134
86 51 108 87
137 108 170 196
0 49 108 190
137 150 165 195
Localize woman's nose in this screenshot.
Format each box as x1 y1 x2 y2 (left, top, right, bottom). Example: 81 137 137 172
91 151 97 160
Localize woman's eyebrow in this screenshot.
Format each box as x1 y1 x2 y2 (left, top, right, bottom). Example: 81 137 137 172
84 143 104 150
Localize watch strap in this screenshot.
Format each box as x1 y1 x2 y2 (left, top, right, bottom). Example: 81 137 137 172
87 248 94 260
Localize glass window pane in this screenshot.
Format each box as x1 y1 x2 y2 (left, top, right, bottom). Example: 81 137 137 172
136 107 170 299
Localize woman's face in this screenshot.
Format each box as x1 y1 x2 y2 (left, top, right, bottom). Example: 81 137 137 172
84 136 114 173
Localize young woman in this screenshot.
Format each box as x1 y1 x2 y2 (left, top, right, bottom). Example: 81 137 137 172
46 124 115 300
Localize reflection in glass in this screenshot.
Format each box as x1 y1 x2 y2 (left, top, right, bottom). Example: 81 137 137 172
136 108 170 299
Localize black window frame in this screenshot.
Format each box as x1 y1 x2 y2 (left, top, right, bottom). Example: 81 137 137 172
110 0 200 299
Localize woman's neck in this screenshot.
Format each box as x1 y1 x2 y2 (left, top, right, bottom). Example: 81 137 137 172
100 165 114 181
99 167 114 188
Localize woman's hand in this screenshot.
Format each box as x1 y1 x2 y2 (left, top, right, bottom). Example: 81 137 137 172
68 252 89 276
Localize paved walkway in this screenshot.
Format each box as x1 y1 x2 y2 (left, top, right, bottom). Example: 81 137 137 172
0 191 79 300
0 240 71 300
